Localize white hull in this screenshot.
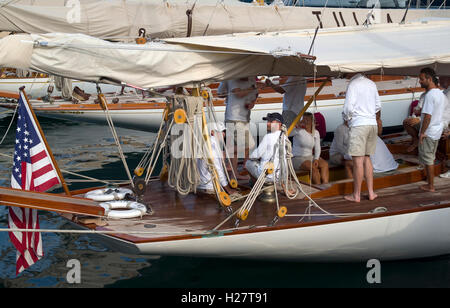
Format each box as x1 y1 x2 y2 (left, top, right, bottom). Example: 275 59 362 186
0 78 121 99
34 91 416 133
95 206 450 262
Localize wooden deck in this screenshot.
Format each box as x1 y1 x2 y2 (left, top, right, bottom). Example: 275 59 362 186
66 151 450 245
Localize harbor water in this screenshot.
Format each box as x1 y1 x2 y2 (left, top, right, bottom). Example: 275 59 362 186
1 110 450 289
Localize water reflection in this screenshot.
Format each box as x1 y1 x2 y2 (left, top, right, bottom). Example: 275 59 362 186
0 112 158 287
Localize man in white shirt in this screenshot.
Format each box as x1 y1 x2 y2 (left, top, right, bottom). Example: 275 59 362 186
245 113 286 183
342 73 381 203
265 76 307 129
197 122 236 195
218 78 259 180
417 68 446 192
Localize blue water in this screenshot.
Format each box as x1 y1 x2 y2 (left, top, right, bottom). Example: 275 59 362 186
1 111 450 288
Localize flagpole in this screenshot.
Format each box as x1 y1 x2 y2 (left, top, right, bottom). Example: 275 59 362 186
19 87 72 196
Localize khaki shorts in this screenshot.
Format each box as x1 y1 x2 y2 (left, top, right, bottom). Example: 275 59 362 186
226 121 256 156
348 125 378 157
419 136 439 166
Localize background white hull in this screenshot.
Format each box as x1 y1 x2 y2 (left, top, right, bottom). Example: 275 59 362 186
33 91 416 134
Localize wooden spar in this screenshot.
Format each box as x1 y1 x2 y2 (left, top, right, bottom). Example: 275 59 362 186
0 186 104 217
19 87 72 196
0 91 20 100
287 78 330 136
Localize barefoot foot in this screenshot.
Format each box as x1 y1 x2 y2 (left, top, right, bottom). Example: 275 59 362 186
344 194 360 203
368 193 378 201
420 184 435 192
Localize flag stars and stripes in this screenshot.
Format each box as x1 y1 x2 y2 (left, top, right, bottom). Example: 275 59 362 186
8 92 62 275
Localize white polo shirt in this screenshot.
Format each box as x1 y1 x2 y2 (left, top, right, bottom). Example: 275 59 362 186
420 88 446 140
343 74 381 127
217 78 258 123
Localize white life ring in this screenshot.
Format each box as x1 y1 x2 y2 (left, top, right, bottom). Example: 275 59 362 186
99 200 147 219
84 188 133 202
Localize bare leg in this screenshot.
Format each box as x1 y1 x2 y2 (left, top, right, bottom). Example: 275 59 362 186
345 156 364 203
344 159 354 179
364 156 377 200
420 164 436 192
318 158 329 184
300 160 320 185
404 120 419 152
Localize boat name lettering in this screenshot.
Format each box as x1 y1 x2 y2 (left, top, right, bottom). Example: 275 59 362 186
312 10 395 28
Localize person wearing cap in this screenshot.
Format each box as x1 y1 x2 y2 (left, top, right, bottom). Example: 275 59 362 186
245 113 287 183
196 122 236 195
292 112 329 185
217 77 261 180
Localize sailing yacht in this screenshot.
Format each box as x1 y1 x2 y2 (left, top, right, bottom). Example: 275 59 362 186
0 0 449 132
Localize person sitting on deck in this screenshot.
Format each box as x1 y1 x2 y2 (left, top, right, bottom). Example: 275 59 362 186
291 112 329 185
404 92 426 152
197 121 236 196
245 113 287 184
330 117 398 178
329 118 353 178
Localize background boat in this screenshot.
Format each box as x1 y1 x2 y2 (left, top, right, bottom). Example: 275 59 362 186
0 76 423 135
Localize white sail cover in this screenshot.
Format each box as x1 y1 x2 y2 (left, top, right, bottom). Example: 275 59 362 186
1 0 450 39
0 21 449 88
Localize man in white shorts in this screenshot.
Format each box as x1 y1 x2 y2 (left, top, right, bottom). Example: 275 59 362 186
417 69 446 191
218 78 259 180
342 73 381 203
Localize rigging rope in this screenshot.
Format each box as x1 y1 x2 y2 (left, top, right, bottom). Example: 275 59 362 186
97 90 134 188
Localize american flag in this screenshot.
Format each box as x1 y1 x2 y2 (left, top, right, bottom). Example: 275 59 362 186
8 92 61 275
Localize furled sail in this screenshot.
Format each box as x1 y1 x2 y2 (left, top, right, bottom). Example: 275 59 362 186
0 0 449 39
0 21 449 88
